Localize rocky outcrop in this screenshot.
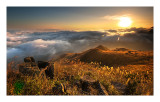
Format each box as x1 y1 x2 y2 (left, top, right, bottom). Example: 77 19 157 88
50 75 108 95
19 62 40 76
80 75 108 95
38 61 49 69
38 61 54 79
24 57 35 62
19 57 54 79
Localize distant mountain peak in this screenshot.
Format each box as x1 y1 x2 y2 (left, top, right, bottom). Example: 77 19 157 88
95 45 109 50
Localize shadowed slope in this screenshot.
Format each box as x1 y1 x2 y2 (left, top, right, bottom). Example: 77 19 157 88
72 45 153 67
50 45 153 67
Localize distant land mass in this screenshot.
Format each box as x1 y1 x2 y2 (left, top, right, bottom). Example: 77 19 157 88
56 45 153 67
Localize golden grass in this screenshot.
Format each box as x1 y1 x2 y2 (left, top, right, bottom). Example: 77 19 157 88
53 57 153 95
78 48 153 67
7 50 153 95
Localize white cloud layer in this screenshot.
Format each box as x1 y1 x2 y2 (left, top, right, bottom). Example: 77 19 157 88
7 28 153 61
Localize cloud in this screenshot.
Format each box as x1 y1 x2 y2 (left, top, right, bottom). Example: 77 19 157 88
102 14 132 20
119 27 149 33
7 36 29 42
102 15 120 20
7 41 22 47
122 27 153 42
7 27 153 61
107 30 117 33
8 39 72 60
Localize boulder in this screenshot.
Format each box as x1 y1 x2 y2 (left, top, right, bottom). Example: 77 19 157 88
19 62 40 76
24 57 35 62
38 61 54 79
20 57 40 76
38 61 49 69
97 82 109 95
111 81 126 94
19 57 54 79
52 83 66 95
80 75 108 95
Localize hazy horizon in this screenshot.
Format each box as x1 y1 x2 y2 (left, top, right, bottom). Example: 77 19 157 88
7 7 153 61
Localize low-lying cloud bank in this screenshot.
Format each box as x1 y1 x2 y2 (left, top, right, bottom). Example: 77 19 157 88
7 27 153 61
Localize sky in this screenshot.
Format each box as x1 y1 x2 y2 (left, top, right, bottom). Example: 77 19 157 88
7 7 153 61
7 7 153 31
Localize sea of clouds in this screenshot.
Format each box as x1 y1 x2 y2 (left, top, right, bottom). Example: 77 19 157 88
7 27 153 62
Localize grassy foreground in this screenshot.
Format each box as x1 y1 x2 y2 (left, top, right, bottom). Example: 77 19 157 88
7 57 153 95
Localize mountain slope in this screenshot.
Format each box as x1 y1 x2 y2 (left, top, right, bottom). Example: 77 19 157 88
59 45 153 67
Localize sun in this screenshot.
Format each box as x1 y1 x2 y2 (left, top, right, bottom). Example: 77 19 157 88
118 17 132 27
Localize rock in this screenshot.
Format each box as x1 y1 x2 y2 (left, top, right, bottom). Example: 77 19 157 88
111 81 126 94
128 51 132 54
97 82 109 95
80 75 108 95
20 57 40 76
80 75 96 91
45 62 54 79
38 61 54 79
19 57 54 79
19 62 40 76
24 57 35 62
38 61 49 69
52 83 66 95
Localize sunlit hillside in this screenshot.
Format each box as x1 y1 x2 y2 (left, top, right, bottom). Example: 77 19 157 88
7 46 153 95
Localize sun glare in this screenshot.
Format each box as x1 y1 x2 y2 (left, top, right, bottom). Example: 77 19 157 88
118 17 132 27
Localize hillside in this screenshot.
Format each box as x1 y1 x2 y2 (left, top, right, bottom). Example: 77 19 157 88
95 45 109 50
113 48 130 51
60 45 153 67
7 45 153 95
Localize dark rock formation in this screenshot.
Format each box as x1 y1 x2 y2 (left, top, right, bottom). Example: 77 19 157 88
38 61 54 79
38 61 49 69
19 62 40 76
52 83 66 95
24 57 35 62
111 81 126 94
80 75 108 95
19 57 54 79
